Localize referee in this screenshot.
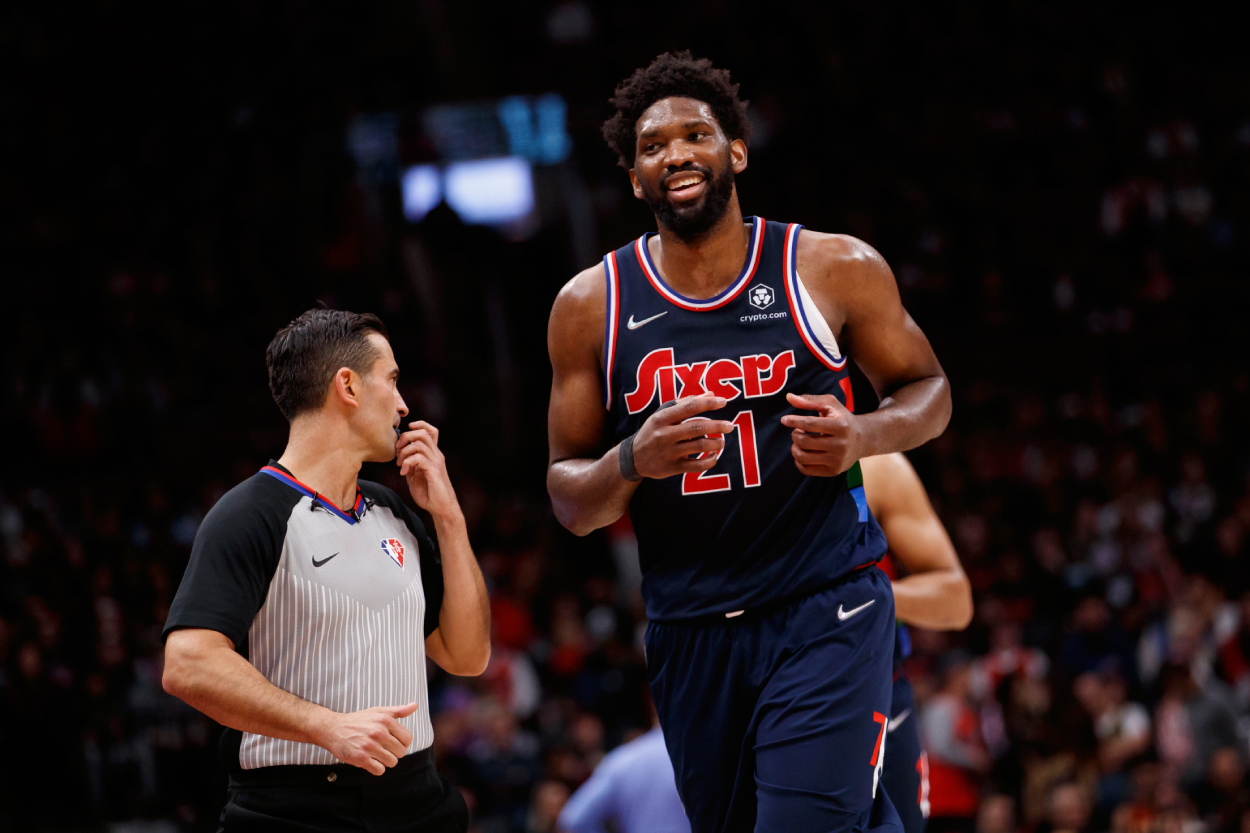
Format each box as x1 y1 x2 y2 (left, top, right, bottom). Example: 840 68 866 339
162 308 489 831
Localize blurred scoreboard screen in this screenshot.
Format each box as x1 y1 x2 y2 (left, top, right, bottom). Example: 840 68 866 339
422 94 572 165
390 93 572 231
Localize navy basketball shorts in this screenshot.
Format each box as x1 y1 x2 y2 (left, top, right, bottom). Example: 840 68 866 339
219 749 467 832
645 566 904 833
881 674 929 833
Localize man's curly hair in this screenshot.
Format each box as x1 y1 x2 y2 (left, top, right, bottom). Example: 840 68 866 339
602 51 750 169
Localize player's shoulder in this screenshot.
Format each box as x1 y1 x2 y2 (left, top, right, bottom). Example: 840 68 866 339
861 453 926 517
549 261 607 353
795 230 889 276
860 451 916 484
551 261 607 320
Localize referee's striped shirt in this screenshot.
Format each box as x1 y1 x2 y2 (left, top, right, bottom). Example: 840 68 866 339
163 462 444 770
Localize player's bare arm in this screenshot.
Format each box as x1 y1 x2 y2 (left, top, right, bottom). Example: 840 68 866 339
862 452 972 630
781 234 951 476
164 628 417 776
546 264 735 536
396 420 491 676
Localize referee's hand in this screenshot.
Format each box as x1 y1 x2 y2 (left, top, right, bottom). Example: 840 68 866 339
316 702 418 776
396 421 460 521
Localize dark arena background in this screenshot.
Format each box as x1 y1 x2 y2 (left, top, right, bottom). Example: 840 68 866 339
3 2 1250 831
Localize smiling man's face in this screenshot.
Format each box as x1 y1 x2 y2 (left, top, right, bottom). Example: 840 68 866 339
629 96 747 240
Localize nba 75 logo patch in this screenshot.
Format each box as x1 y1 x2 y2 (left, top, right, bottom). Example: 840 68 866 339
380 538 405 569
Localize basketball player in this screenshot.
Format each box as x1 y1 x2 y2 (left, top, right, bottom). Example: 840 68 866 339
162 309 489 831
546 53 951 832
862 453 974 833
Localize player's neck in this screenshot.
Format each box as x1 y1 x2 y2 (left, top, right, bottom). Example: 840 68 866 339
650 197 750 300
277 415 364 511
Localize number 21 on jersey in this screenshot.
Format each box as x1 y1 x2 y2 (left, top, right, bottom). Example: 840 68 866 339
682 411 760 496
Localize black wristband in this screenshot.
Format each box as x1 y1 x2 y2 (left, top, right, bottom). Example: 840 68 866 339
619 434 643 482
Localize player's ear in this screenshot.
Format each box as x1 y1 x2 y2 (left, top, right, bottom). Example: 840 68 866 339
730 139 748 174
628 169 645 201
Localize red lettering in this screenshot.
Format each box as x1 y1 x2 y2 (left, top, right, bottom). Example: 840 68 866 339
625 348 675 414
733 411 761 488
870 712 887 766
681 421 730 495
839 376 855 412
755 350 795 397
703 359 743 400
741 354 770 397
629 349 792 412
674 362 709 398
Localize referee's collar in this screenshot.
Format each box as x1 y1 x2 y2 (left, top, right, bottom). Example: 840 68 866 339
259 461 368 525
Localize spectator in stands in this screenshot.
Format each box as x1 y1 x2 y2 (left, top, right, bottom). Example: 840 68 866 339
1036 780 1093 833
924 651 992 833
1075 663 1153 809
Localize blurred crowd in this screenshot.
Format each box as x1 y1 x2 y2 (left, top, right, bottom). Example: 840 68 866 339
2 2 1249 832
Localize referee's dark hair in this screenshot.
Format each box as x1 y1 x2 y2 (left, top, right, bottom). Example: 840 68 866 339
266 308 390 421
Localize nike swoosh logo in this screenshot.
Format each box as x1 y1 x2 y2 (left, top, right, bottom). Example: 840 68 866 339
627 312 667 330
312 552 339 568
888 708 912 733
837 599 875 620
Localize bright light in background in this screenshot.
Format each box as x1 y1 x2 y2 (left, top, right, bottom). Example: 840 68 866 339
443 157 534 226
401 165 441 222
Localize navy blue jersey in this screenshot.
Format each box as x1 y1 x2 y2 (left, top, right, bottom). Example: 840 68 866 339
604 218 887 621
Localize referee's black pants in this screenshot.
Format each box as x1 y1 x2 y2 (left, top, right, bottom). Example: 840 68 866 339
220 749 468 832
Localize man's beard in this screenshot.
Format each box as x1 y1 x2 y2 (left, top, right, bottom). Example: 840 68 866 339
641 161 735 241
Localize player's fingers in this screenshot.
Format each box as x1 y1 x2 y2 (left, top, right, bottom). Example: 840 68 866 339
790 444 828 466
786 392 844 413
656 396 728 423
676 455 722 473
675 437 725 457
780 415 840 434
674 419 735 439
791 430 834 451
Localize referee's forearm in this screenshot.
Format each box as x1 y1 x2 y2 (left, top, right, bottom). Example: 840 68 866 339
164 629 331 745
430 510 491 675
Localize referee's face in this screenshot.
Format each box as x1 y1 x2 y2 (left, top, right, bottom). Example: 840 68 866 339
356 333 409 462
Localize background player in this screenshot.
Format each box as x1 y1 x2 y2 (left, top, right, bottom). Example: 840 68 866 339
862 452 974 833
556 706 691 833
546 53 951 832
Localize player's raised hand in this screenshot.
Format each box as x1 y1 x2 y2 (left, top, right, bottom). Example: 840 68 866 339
316 702 418 776
396 421 460 520
780 392 863 477
629 395 736 480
